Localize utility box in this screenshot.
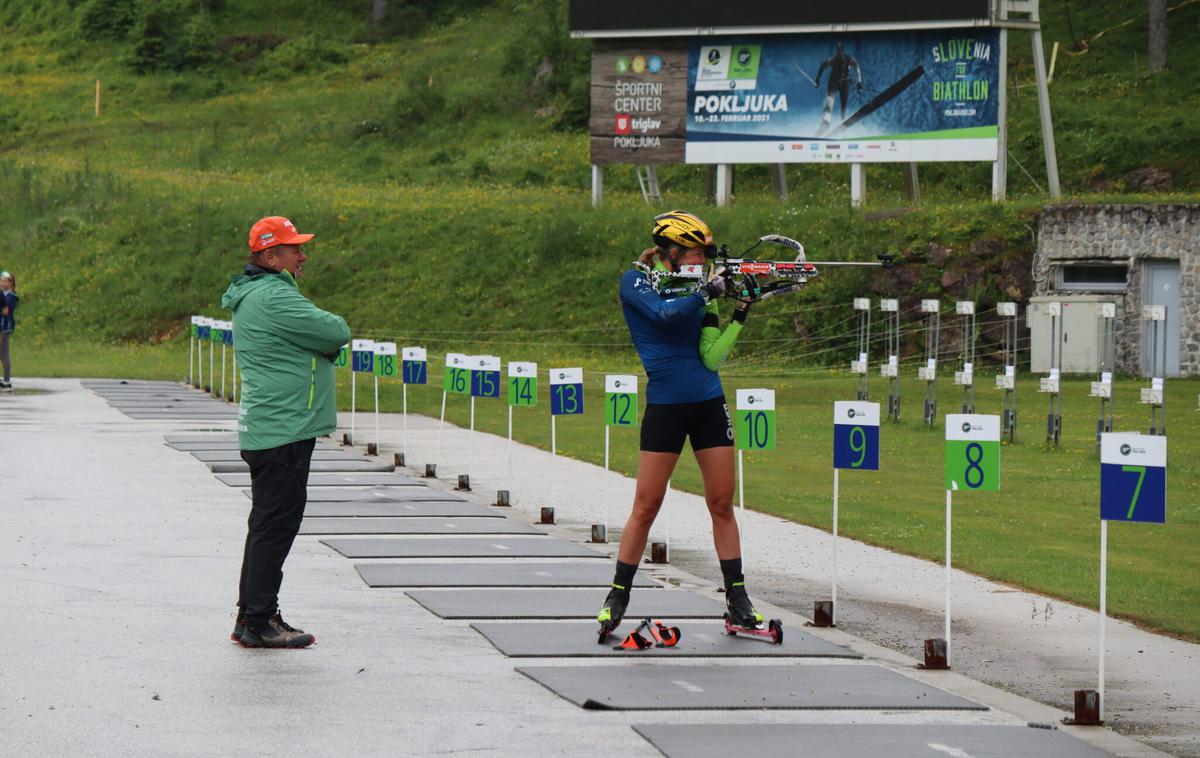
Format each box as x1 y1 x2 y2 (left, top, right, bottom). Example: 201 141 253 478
1028 296 1119 373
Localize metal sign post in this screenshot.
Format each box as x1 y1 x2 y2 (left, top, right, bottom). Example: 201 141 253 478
399 347 427 467
995 302 1018 442
953 302 976 413
436 352 469 477
852 298 871 401
348 339 375 446
1038 302 1063 445
502 361 538 506
1140 306 1167 436
548 368 584 518
188 316 200 387
734 388 777 560
927 414 1001 670
370 342 397 455
919 300 941 426
600 374 638 543
462 355 502 491
880 299 900 421
1089 304 1117 443
819 400 881 628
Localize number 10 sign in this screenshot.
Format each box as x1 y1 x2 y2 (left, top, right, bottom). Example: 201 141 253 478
833 401 879 470
735 389 775 451
1101 433 1166 523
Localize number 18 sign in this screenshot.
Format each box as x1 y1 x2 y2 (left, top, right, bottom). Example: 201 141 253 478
605 375 638 427
735 389 775 451
834 401 879 470
945 414 1000 491
549 368 584 415
373 342 397 378
1101 433 1166 523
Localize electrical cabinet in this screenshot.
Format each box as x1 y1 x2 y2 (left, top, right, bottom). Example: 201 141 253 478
1028 295 1119 373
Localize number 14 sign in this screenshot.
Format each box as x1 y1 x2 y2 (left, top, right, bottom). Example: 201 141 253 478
1101 433 1166 523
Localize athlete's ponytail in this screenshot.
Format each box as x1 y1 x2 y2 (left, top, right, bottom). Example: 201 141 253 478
637 247 663 267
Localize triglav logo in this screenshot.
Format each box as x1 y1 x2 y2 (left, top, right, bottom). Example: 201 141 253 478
962 422 972 433
1120 443 1132 456
847 408 857 418
736 47 752 65
614 380 623 388
747 395 756 405
558 372 566 380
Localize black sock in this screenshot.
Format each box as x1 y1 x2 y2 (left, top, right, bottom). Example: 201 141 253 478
612 560 638 591
719 557 743 590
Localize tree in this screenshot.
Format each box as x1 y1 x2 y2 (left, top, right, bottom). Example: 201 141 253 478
1148 0 1168 72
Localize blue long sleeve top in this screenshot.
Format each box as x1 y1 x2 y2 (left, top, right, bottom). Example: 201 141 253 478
620 268 724 405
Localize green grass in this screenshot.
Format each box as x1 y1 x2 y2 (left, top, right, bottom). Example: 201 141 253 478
19 336 1200 642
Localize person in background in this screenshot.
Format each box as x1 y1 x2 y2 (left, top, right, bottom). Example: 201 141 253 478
0 271 18 391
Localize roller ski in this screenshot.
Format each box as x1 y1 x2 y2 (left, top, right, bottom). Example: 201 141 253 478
596 584 631 644
612 618 682 651
723 582 783 644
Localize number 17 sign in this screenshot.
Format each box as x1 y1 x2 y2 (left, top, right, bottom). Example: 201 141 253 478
1101 433 1166 523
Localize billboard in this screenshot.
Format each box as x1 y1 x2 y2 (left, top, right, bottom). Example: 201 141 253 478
686 30 1000 163
569 1 993 36
588 29 1000 165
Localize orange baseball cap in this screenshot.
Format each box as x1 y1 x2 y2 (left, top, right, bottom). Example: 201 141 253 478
248 216 314 253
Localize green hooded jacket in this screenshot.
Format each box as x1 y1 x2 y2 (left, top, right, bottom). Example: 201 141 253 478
221 267 351 451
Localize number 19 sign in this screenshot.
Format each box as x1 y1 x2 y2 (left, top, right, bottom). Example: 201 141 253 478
351 339 375 373
1101 433 1166 523
605 375 638 427
834 401 879 470
945 414 1000 491
550 368 584 415
736 389 775 451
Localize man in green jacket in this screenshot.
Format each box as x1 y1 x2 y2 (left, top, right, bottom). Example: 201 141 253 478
221 216 351 648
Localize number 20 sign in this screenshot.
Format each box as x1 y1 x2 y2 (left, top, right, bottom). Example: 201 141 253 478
945 414 1000 491
1100 433 1166 523
735 389 775 451
833 401 879 470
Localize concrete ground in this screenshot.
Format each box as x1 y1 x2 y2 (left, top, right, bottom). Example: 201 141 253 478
0 379 1188 756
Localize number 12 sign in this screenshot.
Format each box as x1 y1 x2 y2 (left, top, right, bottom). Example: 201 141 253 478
735 389 775 451
945 414 1000 491
549 368 584 415
605 375 638 427
833 401 879 470
1100 433 1166 523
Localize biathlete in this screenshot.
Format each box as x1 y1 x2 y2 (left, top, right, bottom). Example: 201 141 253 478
597 210 763 639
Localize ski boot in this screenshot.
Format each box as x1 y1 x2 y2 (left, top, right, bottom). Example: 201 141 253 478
723 582 783 644
596 583 631 644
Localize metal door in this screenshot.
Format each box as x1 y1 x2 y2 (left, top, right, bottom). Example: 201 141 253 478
1142 261 1181 377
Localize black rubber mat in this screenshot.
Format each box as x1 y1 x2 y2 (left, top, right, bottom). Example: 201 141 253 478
471 621 860 659
209 459 394 473
516 664 987 711
168 441 247 451
305 501 497 518
189 449 361 462
632 724 1109 758
126 411 237 419
300 518 544 536
323 537 596 559
247 487 459 503
405 588 724 620
357 562 659 588
217 472 421 487
164 432 238 443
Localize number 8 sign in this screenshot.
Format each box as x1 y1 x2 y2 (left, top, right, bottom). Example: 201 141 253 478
735 389 775 451
945 414 1000 491
1100 433 1166 523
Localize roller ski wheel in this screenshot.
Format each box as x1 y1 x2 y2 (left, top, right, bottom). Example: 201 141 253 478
723 613 785 645
596 584 630 645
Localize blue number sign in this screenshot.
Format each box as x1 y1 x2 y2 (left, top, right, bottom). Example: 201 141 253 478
549 367 584 416
401 347 427 385
1100 433 1166 523
351 339 375 373
833 401 880 470
470 355 502 398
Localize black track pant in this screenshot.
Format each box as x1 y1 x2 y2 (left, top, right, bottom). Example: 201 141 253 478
237 437 316 622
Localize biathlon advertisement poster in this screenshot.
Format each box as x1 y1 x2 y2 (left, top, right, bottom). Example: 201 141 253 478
685 29 999 164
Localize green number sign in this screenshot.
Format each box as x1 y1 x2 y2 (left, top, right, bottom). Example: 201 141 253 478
604 374 638 427
508 361 539 407
944 415 1000 491
443 353 469 395
735 389 776 451
374 342 397 378
334 344 349 368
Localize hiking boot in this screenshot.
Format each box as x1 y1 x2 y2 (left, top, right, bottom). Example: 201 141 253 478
231 612 246 642
238 613 315 649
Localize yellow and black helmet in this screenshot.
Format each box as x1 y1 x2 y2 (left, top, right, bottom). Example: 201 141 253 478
652 210 713 251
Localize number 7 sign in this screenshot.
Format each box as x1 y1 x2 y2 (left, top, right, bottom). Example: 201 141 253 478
1101 433 1166 523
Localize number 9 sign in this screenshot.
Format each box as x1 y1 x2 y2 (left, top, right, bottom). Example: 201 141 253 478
735 389 776 451
833 401 879 470
945 414 1000 491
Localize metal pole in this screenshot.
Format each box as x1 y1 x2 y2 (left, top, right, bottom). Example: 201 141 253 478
551 415 557 511
468 396 475 484
507 405 514 497
850 163 866 208
351 372 357 446
1099 519 1108 722
438 389 447 466
221 344 226 400
832 467 840 626
715 164 732 207
664 480 671 562
591 164 603 208
402 384 408 463
737 449 746 557
993 25 1009 201
197 329 203 389
209 339 214 395
1030 25 1063 199
945 487 953 666
604 425 611 537
188 331 194 386
374 375 380 452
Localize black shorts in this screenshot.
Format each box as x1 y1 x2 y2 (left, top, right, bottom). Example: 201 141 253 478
640 396 734 454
